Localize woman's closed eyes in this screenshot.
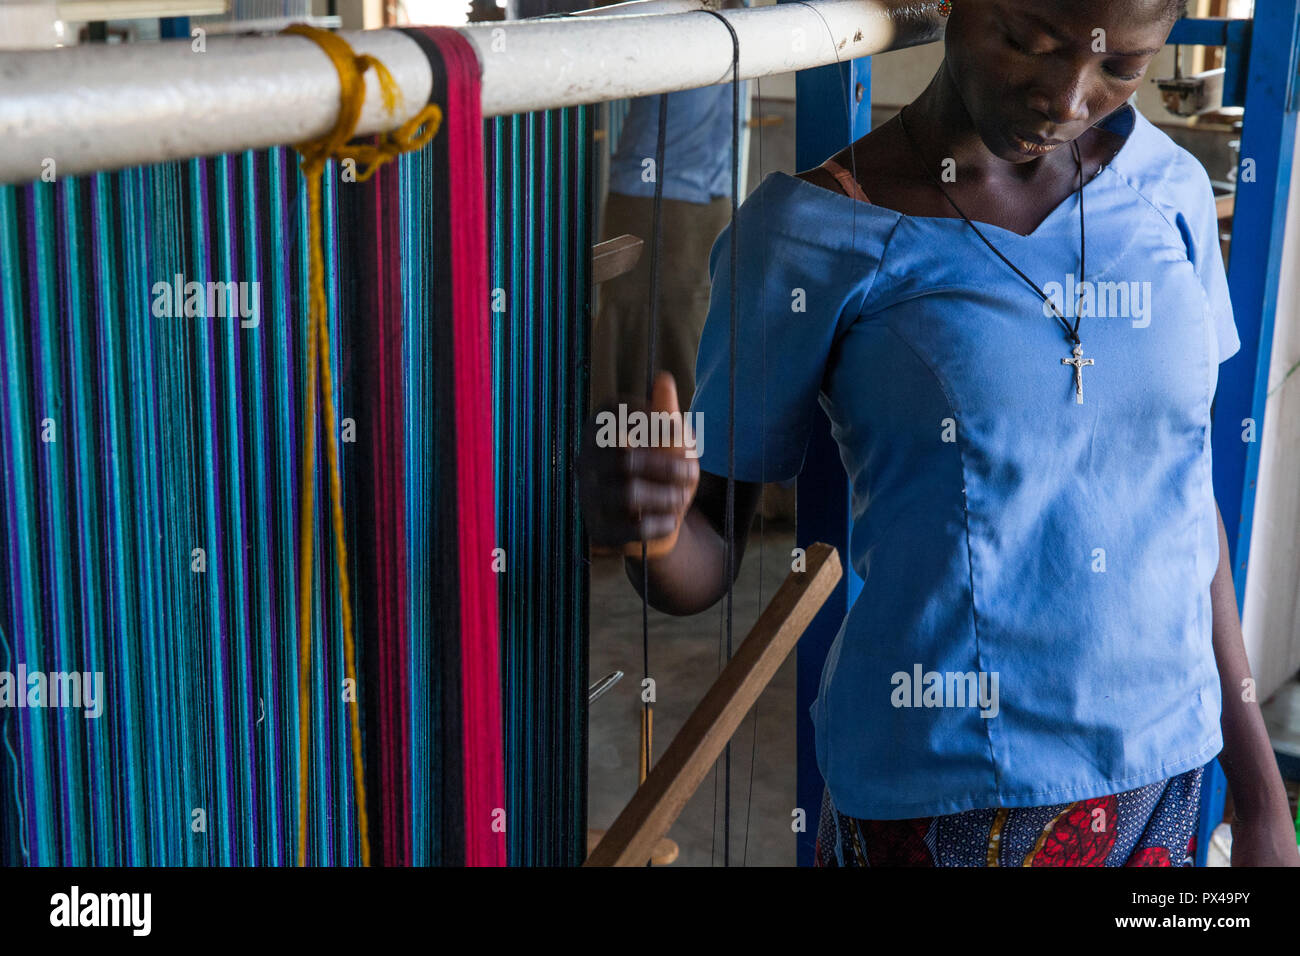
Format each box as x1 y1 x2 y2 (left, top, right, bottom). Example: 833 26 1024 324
1002 27 1148 82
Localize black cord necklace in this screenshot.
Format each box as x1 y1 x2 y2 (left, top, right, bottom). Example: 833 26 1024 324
897 104 1095 405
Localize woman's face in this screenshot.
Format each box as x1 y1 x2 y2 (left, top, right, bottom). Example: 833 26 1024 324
945 0 1176 161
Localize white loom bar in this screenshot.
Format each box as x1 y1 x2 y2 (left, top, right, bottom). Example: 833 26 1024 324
567 0 732 17
0 0 944 184
0 30 433 184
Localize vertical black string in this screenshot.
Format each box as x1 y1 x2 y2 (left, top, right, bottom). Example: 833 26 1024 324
742 70 765 869
792 1 865 254
699 6 740 869
640 91 669 867
896 107 1087 346
1077 151 1086 333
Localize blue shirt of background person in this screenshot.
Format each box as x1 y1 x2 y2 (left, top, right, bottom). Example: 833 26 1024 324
607 2 753 203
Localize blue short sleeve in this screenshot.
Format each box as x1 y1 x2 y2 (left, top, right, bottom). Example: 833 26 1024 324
1175 161 1240 364
686 175 890 483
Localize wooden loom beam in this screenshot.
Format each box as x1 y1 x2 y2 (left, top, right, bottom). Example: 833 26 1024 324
592 234 644 286
585 541 843 866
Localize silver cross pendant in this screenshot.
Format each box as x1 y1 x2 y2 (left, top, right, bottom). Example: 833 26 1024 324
1061 342 1094 405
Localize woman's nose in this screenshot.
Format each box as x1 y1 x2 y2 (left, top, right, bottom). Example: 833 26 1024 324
1028 65 1092 127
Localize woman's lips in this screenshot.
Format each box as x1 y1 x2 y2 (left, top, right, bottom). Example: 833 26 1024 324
1009 131 1063 155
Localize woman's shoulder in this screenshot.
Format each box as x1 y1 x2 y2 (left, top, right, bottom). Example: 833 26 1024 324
792 163 848 196
792 123 898 201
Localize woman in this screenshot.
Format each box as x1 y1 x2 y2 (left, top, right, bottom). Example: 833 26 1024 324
578 0 1299 866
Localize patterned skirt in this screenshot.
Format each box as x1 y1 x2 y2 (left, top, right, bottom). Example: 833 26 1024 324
814 766 1203 867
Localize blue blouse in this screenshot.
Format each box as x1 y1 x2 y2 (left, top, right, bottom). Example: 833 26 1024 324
608 81 752 204
686 102 1241 819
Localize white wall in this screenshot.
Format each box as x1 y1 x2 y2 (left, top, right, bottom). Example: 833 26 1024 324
1242 122 1300 701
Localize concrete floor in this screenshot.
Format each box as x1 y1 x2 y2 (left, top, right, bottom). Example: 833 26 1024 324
587 519 800 867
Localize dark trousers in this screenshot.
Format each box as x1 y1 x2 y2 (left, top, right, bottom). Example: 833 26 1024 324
591 190 732 411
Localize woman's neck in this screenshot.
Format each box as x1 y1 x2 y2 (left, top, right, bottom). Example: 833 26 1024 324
903 66 1065 188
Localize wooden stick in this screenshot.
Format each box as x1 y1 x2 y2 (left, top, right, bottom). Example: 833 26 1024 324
639 706 652 784
585 541 843 866
586 829 680 865
592 233 644 286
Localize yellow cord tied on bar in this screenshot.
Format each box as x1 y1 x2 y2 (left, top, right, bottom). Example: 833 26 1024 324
283 22 442 869
283 23 443 181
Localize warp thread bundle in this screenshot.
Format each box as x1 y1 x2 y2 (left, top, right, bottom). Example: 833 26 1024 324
0 27 593 868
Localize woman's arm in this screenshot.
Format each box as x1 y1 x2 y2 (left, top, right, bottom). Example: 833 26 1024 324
1209 499 1300 865
579 371 765 617
624 471 763 617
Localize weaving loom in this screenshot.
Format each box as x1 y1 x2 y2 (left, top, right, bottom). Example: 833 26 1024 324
0 4 854 872
0 0 1293 887
0 25 590 867
488 104 593 867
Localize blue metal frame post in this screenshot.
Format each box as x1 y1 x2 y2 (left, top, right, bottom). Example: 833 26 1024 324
791 8 871 865
159 17 191 39
1172 6 1300 866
